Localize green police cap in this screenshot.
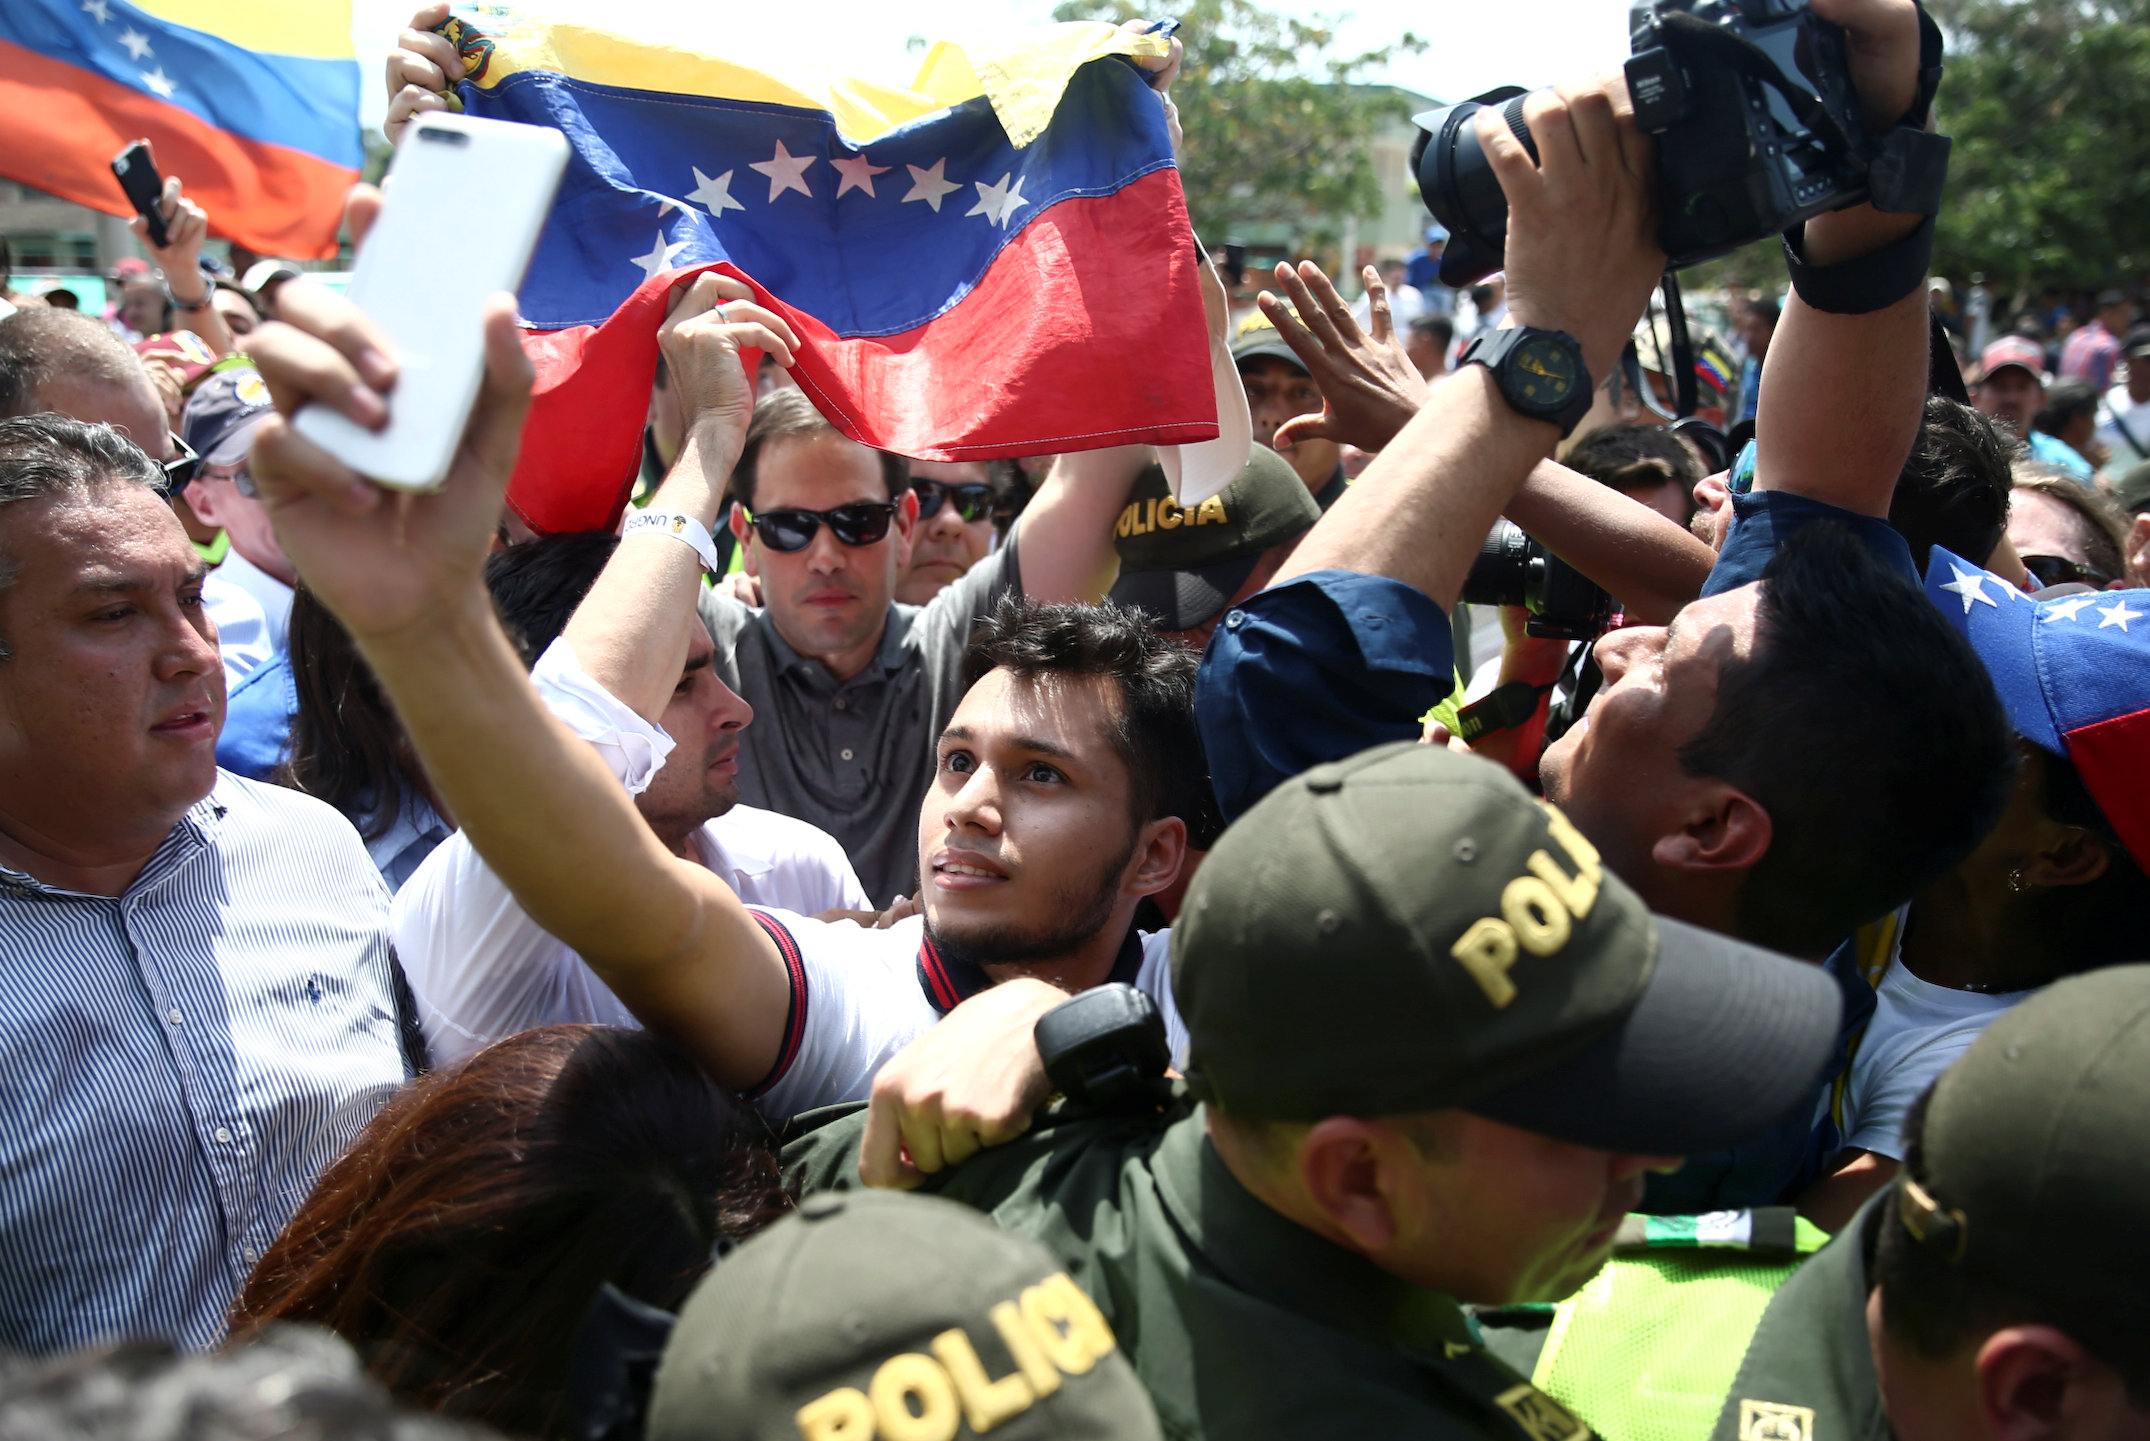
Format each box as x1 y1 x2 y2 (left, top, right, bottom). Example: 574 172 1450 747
1105 449 1318 631
1171 743 1842 1154
1895 966 2150 1331
646 1190 1161 1441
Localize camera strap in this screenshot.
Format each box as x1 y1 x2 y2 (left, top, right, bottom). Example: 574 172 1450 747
1659 272 1699 422
1453 678 1559 744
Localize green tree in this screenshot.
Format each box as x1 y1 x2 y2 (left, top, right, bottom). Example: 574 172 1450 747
1930 0 2150 289
1052 0 1424 244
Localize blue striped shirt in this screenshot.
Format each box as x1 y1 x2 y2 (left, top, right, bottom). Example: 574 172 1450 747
0 772 408 1353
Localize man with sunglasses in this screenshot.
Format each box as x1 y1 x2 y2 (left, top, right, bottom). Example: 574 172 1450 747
705 389 1153 906
897 460 1006 606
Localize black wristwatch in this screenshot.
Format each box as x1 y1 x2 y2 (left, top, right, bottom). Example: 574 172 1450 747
1034 984 1170 1113
1459 326 1593 437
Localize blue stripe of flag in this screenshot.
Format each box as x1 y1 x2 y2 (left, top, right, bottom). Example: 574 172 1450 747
2 0 361 169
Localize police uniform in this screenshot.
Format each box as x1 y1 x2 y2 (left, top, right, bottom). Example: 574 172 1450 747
787 743 1847 1441
1708 965 2150 1441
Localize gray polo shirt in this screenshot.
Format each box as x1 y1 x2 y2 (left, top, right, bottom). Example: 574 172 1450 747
699 542 1021 904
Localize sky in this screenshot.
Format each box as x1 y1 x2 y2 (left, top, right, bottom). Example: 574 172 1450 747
351 0 1634 133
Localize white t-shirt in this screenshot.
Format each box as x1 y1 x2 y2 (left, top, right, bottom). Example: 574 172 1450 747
1842 955 2031 1161
745 911 1184 1123
2098 382 2150 471
393 640 870 1070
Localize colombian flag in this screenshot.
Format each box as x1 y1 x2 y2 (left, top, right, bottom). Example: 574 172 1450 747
445 17 1217 534
0 0 361 259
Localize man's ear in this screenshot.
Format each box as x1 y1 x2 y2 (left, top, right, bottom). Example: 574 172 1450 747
1125 815 1187 898
1649 783 1771 874
892 484 920 570
183 477 228 530
1296 1117 1407 1256
727 505 758 578
2021 827 2110 890
1976 1325 2130 1441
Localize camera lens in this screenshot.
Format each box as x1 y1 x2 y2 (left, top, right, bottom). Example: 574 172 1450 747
1411 88 1538 289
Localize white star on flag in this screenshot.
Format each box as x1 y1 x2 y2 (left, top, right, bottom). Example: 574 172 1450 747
2096 599 2142 632
1939 565 1998 615
687 167 744 217
81 0 110 23
966 173 1029 229
831 155 890 198
2040 595 2098 624
902 158 960 212
140 67 175 97
630 231 688 281
749 141 815 202
116 27 152 60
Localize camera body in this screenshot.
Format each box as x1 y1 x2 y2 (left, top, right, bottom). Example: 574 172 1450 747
1416 0 1879 287
1462 521 1617 641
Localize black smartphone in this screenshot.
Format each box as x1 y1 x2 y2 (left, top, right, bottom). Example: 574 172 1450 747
1222 242 1247 290
111 141 169 248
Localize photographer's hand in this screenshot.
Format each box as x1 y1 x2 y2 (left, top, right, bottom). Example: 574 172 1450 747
384 3 466 147
1478 72 1664 384
1800 0 1923 264
1258 262 1429 452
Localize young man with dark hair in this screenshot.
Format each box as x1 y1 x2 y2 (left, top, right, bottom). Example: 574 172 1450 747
1710 966 2150 1441
1887 395 2020 577
248 264 1204 1125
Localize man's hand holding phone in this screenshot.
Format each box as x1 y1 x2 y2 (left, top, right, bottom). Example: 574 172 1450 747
249 185 530 646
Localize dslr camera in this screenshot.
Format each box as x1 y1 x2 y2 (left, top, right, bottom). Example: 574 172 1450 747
1414 0 1947 286
1463 521 1616 641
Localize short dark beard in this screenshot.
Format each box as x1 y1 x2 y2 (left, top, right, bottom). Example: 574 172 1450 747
924 831 1135 975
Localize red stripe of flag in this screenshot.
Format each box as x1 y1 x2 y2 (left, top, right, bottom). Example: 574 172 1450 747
2063 707 2150 873
0 36 352 258
509 168 1213 535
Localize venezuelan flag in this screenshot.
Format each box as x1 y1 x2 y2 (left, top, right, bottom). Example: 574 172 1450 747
0 0 361 258
441 16 1217 534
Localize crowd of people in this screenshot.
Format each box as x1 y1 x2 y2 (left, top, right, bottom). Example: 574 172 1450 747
0 0 2148 1436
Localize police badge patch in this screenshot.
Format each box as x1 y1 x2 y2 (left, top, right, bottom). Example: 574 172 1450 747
1739 1399 1816 1441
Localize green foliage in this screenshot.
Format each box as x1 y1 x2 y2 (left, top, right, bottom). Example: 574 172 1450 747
1051 0 1424 242
1930 0 2150 288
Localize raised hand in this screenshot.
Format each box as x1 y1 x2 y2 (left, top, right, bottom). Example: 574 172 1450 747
1478 71 1664 386
658 271 798 480
1259 261 1431 452
246 185 530 643
383 3 466 147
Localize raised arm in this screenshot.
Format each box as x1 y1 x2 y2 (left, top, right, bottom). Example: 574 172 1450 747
1750 0 1932 516
1274 76 1666 610
560 276 796 722
130 161 237 358
247 194 792 1092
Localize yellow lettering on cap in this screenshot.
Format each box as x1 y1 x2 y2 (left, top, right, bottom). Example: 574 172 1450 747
1020 1274 1115 1375
1115 504 1137 539
1158 498 1183 529
796 1387 876 1441
1542 806 1602 892
1527 847 1598 922
1143 498 1159 533
1194 494 1228 525
930 1326 1034 1432
1502 876 1572 956
1451 917 1520 1008
869 1354 959 1441
990 1300 1062 1398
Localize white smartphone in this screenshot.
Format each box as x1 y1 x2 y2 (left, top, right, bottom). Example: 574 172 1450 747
294 112 567 491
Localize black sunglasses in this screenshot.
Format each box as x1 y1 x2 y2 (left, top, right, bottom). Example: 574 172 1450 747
160 432 201 494
912 479 995 523
744 502 898 553
2021 553 2114 590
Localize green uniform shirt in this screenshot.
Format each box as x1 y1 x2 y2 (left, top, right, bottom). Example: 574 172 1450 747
783 1102 1596 1441
1706 1195 1891 1441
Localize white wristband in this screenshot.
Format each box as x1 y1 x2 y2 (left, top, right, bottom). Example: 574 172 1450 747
623 507 721 573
